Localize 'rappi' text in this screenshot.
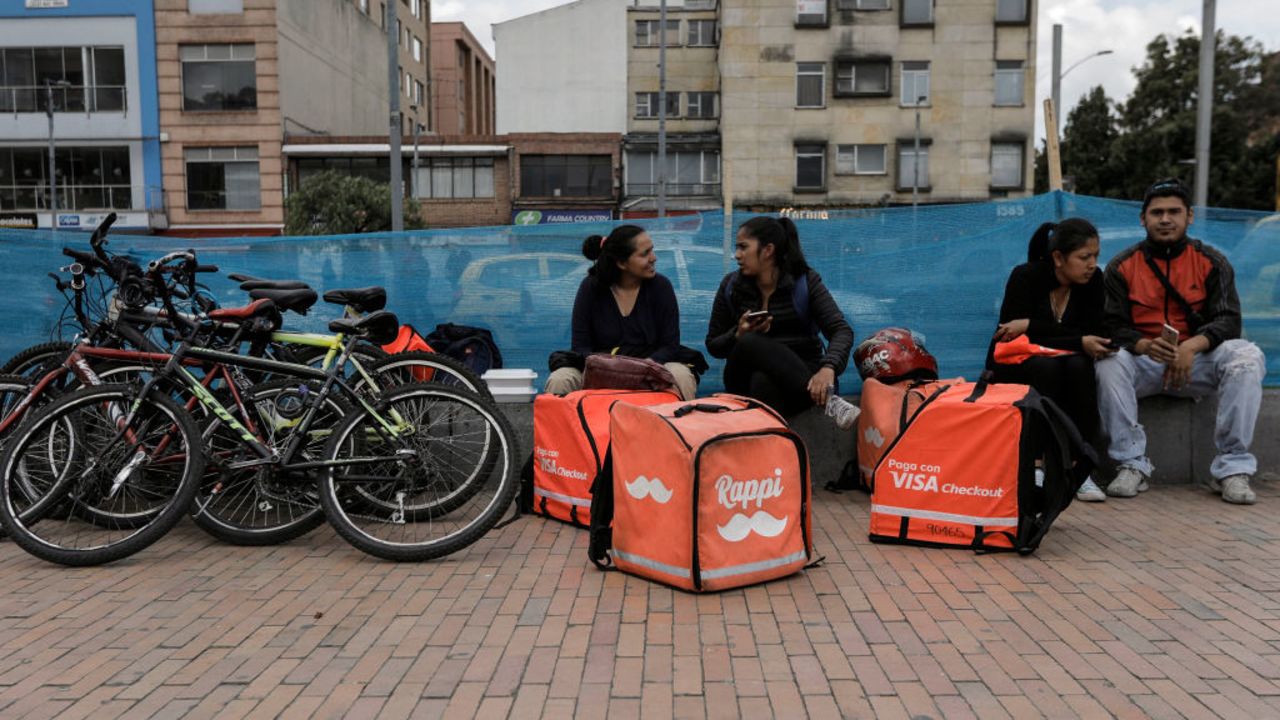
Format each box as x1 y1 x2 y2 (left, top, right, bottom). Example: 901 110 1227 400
886 459 1004 497
717 469 784 510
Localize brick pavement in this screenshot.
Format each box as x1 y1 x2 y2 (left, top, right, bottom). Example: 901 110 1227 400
1 477 1278 719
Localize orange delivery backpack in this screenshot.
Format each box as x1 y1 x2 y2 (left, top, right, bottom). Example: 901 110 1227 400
521 389 680 527
854 376 965 492
587 394 814 592
380 323 437 381
869 375 1096 554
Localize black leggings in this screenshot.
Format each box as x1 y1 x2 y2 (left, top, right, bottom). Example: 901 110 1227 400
991 354 1098 441
723 333 819 417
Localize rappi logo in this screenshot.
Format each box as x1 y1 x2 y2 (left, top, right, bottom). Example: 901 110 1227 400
715 468 788 542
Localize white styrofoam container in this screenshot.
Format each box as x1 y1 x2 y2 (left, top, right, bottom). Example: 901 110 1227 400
482 369 537 403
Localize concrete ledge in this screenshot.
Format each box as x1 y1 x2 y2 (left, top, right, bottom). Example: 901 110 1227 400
498 389 1280 487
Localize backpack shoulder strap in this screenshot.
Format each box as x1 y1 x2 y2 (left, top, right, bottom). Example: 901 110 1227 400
587 446 618 570
792 272 810 323
1017 394 1098 553
721 271 740 315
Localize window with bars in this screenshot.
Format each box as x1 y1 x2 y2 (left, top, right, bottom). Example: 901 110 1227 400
625 150 720 196
180 43 256 111
835 144 886 175
185 146 260 210
834 60 889 97
796 63 826 107
795 143 826 190
687 20 717 46
900 61 929 105
636 19 681 46
994 60 1024 106
897 143 930 190
635 92 680 118
991 142 1024 188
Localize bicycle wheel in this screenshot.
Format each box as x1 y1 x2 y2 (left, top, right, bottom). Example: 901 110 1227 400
318 384 518 561
0 341 72 378
353 351 493 399
0 384 203 566
284 342 386 372
192 379 349 545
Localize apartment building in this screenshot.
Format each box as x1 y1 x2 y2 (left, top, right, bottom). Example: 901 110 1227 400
720 0 1036 206
0 0 162 231
624 0 722 215
431 22 495 136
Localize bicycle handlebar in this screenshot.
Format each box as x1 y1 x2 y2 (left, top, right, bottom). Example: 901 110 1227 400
62 247 102 272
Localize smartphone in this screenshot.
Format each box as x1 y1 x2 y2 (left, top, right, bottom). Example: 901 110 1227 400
744 310 770 321
1161 323 1179 346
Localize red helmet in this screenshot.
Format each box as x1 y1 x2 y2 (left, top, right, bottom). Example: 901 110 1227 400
854 327 939 382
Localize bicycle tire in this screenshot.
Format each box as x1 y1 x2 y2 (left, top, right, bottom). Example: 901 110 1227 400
318 383 518 562
0 341 72 378
354 350 493 400
285 342 387 372
0 384 204 566
192 379 349 545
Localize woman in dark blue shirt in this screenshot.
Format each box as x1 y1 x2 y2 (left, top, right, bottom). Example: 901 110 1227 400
545 225 698 399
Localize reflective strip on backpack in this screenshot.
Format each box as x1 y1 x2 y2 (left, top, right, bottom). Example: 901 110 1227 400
870 504 1017 527
534 487 591 507
699 550 808 581
611 550 691 580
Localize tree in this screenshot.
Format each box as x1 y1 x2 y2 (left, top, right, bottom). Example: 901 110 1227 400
1060 86 1122 197
285 171 424 235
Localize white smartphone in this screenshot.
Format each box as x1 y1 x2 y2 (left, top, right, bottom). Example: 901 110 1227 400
744 310 770 321
1161 323 1179 346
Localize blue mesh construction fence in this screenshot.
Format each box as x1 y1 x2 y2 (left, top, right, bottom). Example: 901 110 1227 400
1 190 1277 391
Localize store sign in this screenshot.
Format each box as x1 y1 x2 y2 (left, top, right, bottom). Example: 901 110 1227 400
0 212 38 229
511 210 614 225
52 212 150 230
25 0 70 8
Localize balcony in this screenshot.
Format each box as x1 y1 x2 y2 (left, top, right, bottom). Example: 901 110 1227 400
0 84 128 114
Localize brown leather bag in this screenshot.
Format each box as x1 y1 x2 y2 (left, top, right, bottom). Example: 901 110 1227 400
582 353 677 393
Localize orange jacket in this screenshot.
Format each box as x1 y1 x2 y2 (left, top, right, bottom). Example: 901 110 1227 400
1103 237 1242 351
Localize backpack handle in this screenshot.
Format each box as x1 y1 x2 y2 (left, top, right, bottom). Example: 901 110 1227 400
673 403 732 418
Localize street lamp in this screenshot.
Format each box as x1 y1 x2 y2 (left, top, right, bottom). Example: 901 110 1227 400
45 79 71 236
1050 25 1113 132
912 95 927 210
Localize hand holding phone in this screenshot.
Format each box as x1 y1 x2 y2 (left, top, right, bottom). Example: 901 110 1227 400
744 310 770 322
1161 323 1179 346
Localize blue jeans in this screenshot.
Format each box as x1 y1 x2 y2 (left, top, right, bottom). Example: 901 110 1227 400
1095 339 1265 480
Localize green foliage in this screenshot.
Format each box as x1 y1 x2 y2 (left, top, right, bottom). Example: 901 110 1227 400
285 171 424 235
1058 33 1278 210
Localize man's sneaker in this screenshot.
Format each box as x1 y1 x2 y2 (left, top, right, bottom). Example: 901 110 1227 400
1106 466 1147 498
1218 474 1257 505
1076 477 1107 502
825 393 860 431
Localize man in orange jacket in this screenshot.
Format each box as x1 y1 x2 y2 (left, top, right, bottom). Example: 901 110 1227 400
1096 178 1266 504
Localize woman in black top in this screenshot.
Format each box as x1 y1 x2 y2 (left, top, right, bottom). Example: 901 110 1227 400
705 216 859 427
991 218 1113 500
544 224 698 400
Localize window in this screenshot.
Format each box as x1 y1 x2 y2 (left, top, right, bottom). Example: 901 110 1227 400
189 0 243 12
405 69 412 98
796 62 825 107
415 80 424 107
185 146 260 210
686 92 717 119
995 0 1027 23
900 61 929 105
994 60 1024 106
520 155 612 197
795 144 825 190
360 0 369 13
838 0 889 8
687 20 717 46
635 92 680 118
897 143 929 189
636 19 680 47
414 157 495 199
835 60 889 97
412 37 422 62
835 144 886 175
625 150 720 196
901 0 932 25
991 142 1024 188
796 0 828 25
0 146 132 211
380 3 386 30
296 156 390 186
0 46 126 113
180 43 256 111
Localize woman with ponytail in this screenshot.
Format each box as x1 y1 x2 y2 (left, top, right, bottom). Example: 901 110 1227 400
544 225 699 400
705 216 859 427
991 217 1111 501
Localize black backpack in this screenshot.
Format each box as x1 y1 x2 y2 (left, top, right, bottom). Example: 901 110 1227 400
425 323 503 374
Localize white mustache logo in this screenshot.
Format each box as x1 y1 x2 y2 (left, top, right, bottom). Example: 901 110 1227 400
716 511 788 542
863 426 885 448
625 475 673 504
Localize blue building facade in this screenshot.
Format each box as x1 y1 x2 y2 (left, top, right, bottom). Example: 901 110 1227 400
0 0 161 230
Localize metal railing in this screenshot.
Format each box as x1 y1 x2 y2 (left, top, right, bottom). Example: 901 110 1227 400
0 85 128 114
0 183 162 212
627 182 721 197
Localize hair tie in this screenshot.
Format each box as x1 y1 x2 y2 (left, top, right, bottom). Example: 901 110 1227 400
600 236 607 249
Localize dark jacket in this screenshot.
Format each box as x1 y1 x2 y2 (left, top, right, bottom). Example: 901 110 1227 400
997 261 1106 352
1103 236 1242 351
705 268 854 374
570 273 681 364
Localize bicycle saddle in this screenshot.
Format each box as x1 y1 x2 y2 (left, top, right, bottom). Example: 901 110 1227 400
238 279 311 291
208 297 278 322
247 287 318 316
328 309 399 346
322 286 387 314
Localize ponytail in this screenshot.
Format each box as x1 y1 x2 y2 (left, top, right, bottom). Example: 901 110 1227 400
739 216 811 278
1026 217 1099 264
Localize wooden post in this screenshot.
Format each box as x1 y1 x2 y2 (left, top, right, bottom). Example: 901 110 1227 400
1044 98 1063 192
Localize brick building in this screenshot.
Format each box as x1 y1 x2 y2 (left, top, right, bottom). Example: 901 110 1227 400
430 22 495 137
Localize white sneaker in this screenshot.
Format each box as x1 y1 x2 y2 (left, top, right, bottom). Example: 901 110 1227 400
825 393 860 431
1218 474 1257 505
1106 466 1147 498
1076 477 1106 502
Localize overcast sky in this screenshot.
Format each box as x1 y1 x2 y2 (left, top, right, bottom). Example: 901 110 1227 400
435 0 1280 142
